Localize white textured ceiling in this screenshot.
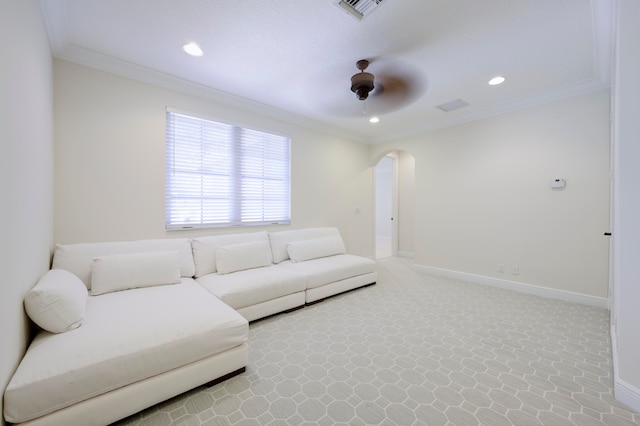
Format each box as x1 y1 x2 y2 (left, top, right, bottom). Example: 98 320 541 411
40 0 613 144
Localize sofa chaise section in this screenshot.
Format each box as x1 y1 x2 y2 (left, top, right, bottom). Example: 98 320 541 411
4 238 248 426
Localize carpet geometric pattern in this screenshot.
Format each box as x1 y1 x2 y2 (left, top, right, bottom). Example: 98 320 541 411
113 258 640 425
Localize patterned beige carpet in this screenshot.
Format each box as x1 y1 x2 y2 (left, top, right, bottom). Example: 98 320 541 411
114 257 639 426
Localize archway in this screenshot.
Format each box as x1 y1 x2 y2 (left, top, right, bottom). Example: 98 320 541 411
373 150 415 260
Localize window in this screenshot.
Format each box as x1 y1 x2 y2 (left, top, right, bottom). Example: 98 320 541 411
165 109 290 229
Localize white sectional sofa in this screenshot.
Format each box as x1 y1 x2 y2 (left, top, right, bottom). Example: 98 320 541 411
3 227 376 425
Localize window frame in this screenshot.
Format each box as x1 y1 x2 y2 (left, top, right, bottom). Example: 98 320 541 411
165 108 291 230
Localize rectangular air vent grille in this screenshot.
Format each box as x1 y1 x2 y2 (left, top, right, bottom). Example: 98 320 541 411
436 98 470 112
338 0 385 20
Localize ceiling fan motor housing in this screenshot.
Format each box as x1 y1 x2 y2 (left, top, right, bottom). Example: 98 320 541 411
351 71 375 100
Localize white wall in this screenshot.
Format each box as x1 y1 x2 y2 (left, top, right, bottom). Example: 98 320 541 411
612 0 640 412
371 90 611 300
0 1 54 423
53 60 374 256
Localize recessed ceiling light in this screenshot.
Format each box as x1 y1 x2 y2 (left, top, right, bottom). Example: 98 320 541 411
182 42 203 57
369 116 380 124
488 76 505 86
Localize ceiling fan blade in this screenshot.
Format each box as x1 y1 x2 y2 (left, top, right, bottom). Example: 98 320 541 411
368 70 427 113
302 58 427 117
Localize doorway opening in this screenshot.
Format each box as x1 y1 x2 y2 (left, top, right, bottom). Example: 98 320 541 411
374 151 415 260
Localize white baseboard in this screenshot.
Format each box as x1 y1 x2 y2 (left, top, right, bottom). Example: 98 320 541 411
397 251 414 259
414 265 609 309
615 380 640 413
610 325 640 412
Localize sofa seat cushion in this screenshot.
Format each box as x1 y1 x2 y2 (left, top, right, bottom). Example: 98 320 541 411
197 265 306 310
279 254 376 290
4 279 248 424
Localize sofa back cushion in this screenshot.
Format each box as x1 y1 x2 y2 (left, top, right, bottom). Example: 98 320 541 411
269 227 344 264
52 238 195 289
90 251 182 295
191 231 270 277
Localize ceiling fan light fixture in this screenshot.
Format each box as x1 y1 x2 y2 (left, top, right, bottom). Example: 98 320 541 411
488 76 505 85
351 72 375 100
351 59 375 100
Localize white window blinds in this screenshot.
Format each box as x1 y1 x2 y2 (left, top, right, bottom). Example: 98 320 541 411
165 110 291 229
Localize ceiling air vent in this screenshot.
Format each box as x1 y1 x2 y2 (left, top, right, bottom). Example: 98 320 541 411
337 0 385 20
436 98 470 112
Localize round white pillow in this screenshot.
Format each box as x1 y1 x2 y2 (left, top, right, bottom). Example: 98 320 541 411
24 269 88 333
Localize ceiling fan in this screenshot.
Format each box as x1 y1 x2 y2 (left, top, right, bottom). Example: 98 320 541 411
348 58 425 114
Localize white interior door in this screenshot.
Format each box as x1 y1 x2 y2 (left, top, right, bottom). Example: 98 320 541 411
375 155 398 259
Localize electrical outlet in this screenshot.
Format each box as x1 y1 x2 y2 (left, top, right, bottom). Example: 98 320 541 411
511 265 519 275
498 264 505 273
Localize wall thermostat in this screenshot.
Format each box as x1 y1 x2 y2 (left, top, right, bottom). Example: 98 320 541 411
550 178 566 189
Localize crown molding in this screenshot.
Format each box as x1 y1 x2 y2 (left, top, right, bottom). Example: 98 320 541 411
40 0 613 146
49 43 611 147
55 44 367 143
39 0 69 53
371 77 610 144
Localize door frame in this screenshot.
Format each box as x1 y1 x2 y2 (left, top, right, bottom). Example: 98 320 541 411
374 153 398 258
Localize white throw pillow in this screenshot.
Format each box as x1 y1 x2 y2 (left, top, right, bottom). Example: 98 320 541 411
24 269 88 334
90 251 181 295
287 236 346 263
215 240 273 275
191 231 269 277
